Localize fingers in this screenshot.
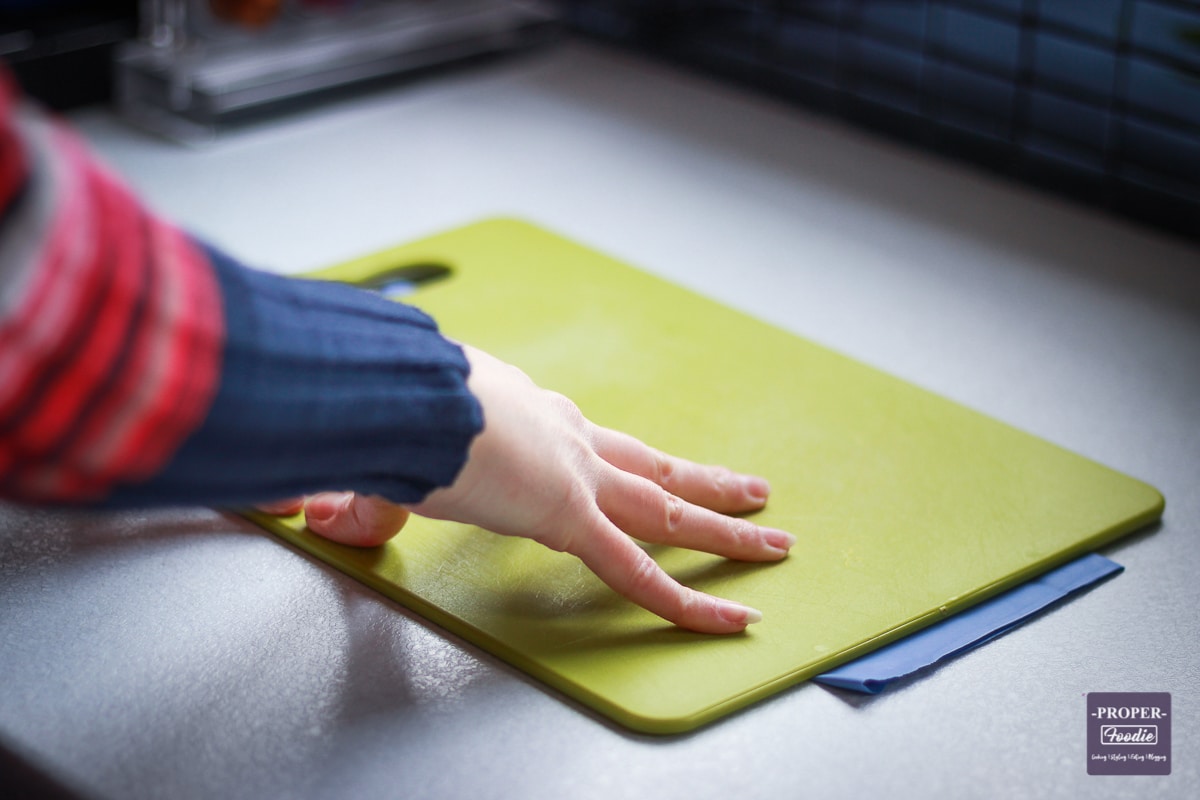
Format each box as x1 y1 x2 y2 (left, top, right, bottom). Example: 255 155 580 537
598 470 794 561
569 514 763 634
592 428 769 514
304 492 410 547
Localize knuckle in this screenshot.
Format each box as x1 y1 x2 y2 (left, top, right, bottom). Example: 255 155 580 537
626 551 663 596
547 391 586 423
675 587 701 621
734 517 759 543
664 492 685 535
711 466 736 496
654 451 674 488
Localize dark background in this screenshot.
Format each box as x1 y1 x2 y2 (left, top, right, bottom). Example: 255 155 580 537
3 1 1197 241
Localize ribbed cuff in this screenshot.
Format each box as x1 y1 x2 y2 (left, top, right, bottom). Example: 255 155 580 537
105 242 483 508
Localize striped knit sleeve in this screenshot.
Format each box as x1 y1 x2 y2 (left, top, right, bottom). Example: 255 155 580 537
108 242 484 509
0 71 223 505
0 71 482 509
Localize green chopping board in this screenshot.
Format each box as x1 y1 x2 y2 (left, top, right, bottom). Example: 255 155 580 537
245 218 1163 734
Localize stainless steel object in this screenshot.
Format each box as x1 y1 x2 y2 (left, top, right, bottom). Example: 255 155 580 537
116 0 558 141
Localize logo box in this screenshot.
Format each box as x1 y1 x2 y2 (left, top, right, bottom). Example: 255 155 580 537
1087 692 1171 775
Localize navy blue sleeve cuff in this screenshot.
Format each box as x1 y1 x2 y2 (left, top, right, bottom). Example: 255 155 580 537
106 242 483 508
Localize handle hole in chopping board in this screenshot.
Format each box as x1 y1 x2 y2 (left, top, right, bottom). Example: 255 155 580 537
355 262 452 300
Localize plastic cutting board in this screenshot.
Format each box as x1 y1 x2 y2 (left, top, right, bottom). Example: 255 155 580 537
246 218 1163 734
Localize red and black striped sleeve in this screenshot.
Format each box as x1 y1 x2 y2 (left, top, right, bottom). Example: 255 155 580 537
0 70 224 504
0 70 482 509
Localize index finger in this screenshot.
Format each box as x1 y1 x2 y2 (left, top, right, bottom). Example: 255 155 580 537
591 427 770 514
567 511 763 634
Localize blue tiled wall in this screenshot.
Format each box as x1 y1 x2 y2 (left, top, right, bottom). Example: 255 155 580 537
563 0 1200 242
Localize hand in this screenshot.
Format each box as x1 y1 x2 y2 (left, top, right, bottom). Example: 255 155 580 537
260 345 794 634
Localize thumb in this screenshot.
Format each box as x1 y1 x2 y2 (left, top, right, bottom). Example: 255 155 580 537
304 492 410 547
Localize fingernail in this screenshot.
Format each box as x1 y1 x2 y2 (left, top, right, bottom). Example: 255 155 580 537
305 492 340 524
763 528 796 552
717 600 763 626
743 476 769 502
